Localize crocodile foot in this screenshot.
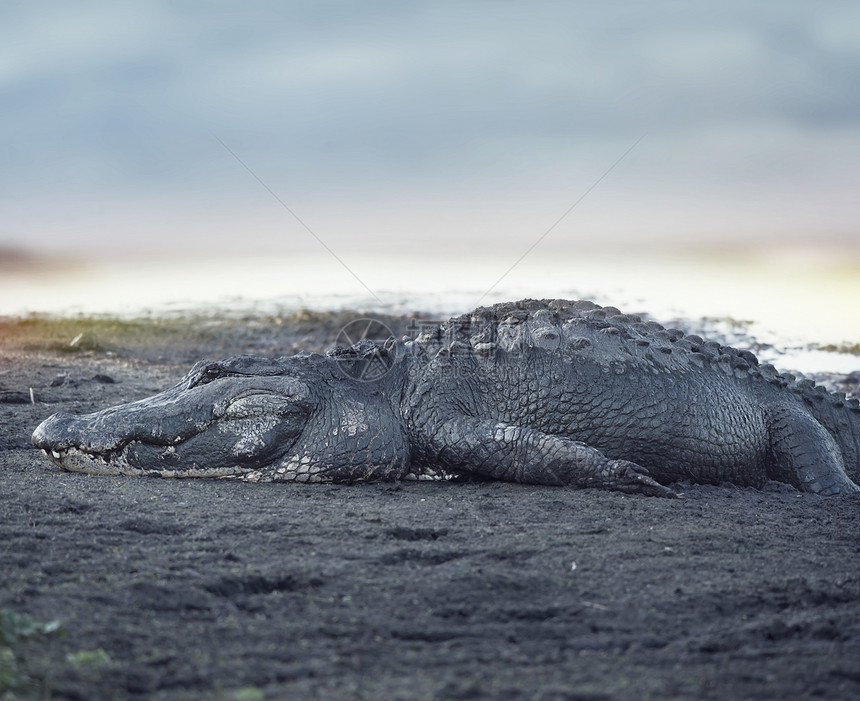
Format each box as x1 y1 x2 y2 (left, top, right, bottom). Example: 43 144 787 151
608 460 680 498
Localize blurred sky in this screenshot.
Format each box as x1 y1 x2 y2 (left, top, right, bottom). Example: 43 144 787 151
2 1 859 259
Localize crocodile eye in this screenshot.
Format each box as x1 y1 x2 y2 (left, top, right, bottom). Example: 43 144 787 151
190 364 223 388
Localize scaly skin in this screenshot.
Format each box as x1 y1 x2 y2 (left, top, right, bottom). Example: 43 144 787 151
32 299 860 496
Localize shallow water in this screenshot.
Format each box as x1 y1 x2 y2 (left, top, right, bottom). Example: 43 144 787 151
2 249 858 374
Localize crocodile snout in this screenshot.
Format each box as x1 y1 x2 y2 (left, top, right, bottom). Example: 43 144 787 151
32 412 76 453
32 411 127 458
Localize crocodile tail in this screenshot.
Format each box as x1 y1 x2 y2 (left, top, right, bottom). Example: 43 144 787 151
804 391 860 485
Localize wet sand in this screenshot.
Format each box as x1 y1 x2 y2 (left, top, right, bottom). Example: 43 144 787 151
1 313 859 700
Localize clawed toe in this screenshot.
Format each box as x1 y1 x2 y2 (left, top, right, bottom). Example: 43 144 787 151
611 460 680 498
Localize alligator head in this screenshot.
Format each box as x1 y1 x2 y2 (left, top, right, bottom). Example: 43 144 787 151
32 353 409 482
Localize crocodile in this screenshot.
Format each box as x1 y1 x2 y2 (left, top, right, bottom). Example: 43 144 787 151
32 299 860 496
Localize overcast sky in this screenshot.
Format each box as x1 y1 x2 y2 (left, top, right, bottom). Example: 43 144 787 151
2 1 859 258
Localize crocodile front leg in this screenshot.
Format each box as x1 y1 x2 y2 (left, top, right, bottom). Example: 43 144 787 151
415 416 678 497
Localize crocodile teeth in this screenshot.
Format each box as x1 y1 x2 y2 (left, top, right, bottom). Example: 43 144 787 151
41 449 49 457
52 450 62 459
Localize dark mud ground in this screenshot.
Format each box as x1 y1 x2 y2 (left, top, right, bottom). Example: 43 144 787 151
1 311 859 700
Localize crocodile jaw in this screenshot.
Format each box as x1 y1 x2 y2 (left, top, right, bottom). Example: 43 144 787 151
39 446 247 478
